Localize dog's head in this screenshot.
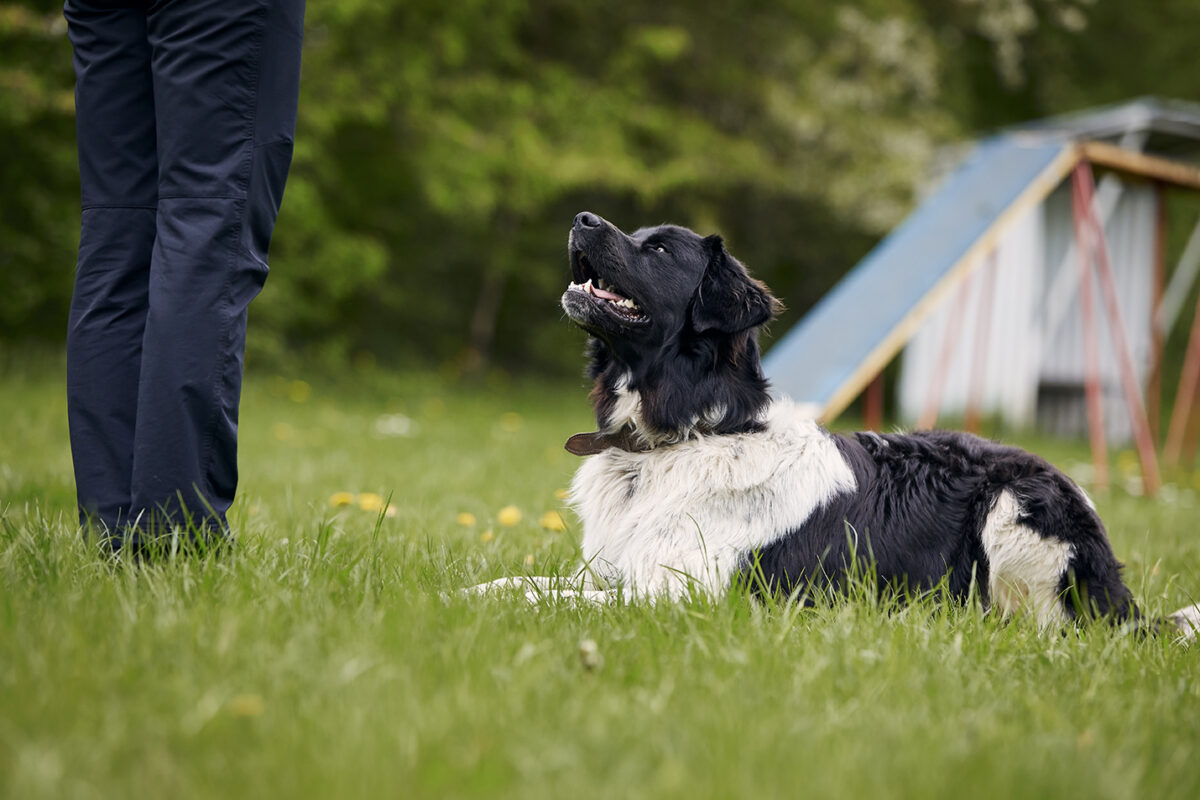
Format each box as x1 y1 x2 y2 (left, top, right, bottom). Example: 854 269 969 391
561 212 782 445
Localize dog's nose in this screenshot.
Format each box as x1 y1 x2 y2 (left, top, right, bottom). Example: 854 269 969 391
574 211 602 230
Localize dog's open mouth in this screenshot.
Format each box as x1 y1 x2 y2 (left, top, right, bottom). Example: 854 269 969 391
567 252 648 323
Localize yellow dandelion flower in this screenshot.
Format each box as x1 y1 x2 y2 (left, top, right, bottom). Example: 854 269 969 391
524 554 535 566
329 491 355 507
480 529 495 543
500 412 523 432
229 693 265 717
357 492 385 512
497 505 522 527
288 379 311 403
457 512 477 527
539 510 567 532
554 488 569 500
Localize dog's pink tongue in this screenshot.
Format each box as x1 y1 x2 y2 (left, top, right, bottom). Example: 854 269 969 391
591 285 625 302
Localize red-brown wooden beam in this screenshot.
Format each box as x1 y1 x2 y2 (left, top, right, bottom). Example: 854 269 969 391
1072 164 1110 490
1165 288 1200 467
1076 162 1162 496
1148 182 1167 442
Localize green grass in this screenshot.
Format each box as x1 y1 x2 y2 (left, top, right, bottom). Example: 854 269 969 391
3 357 1200 799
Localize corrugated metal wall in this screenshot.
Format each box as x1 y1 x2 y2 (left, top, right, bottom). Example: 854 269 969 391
1036 180 1156 442
899 202 1043 428
898 177 1158 443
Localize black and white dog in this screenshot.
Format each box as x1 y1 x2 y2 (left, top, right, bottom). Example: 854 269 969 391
475 212 1199 636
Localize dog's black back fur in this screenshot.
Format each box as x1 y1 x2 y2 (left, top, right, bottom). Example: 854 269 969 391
754 430 1135 619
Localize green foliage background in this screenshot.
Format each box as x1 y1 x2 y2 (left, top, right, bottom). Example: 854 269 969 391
3 0 1199 374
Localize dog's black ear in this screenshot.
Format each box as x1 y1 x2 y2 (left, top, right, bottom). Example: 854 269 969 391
691 235 783 334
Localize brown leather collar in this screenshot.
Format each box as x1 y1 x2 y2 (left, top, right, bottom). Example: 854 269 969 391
565 423 764 456
564 427 656 456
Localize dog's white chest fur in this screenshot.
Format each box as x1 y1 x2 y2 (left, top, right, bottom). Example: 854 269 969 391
569 400 855 599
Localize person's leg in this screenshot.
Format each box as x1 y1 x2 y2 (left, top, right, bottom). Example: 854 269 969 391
63 1 158 538
130 0 304 532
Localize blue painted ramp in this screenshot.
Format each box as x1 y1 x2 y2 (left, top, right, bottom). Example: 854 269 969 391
763 134 1073 418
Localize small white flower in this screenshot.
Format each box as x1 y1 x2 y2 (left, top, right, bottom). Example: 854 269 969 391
578 638 603 672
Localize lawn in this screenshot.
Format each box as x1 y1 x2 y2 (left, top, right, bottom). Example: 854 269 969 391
3 356 1200 800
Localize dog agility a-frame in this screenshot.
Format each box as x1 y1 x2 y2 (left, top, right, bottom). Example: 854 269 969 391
764 98 1200 497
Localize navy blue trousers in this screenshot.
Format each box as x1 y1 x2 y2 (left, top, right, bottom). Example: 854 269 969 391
64 0 304 543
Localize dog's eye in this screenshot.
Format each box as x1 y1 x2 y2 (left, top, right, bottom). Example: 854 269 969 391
651 244 667 254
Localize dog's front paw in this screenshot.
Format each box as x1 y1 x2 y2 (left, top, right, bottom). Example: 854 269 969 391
464 576 533 596
461 575 619 605
462 575 562 603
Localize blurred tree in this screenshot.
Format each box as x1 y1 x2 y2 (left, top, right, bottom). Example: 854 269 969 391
2 0 1194 375
0 3 76 345
270 0 955 372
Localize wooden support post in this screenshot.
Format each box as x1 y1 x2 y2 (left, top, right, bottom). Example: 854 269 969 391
964 249 997 435
864 372 884 431
1184 403 1200 467
1072 164 1109 490
1077 162 1162 496
1165 288 1200 466
1148 182 1167 442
